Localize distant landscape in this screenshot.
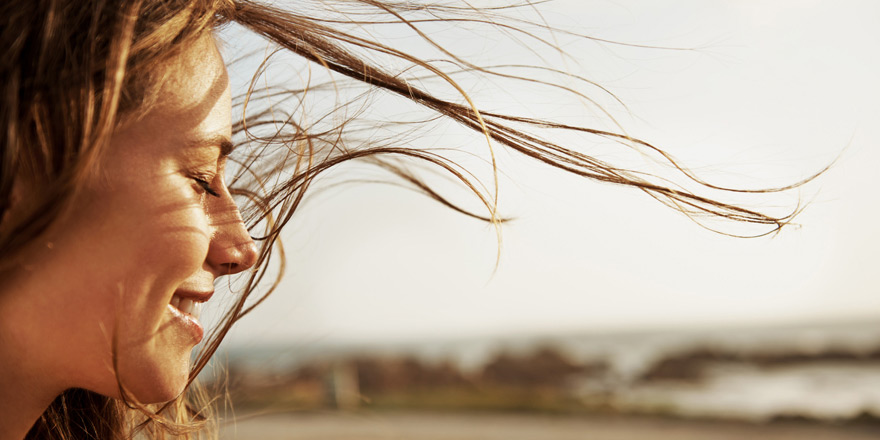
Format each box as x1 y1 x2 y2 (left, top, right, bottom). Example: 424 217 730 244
210 320 880 425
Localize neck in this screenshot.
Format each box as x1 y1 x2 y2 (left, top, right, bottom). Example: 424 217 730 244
0 277 65 439
0 358 61 439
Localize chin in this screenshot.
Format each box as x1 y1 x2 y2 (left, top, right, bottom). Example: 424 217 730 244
114 344 194 404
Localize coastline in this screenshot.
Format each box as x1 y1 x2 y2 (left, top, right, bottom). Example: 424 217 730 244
219 410 880 440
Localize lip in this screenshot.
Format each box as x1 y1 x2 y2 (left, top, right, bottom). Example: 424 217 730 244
167 303 204 343
167 289 213 343
173 289 214 302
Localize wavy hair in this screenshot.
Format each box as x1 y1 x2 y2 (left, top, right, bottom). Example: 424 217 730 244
0 0 816 438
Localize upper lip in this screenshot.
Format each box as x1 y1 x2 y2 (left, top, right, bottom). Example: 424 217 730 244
173 289 214 303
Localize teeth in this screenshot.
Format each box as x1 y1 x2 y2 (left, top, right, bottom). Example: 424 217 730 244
179 298 194 315
191 301 202 320
171 295 204 319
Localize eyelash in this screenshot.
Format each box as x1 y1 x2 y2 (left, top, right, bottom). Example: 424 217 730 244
193 177 220 198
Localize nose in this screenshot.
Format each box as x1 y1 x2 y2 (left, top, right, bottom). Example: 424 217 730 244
205 194 259 276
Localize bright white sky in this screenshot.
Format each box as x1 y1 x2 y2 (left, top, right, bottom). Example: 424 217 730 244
212 0 880 348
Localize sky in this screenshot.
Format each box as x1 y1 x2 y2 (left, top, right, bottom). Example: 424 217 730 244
209 0 880 348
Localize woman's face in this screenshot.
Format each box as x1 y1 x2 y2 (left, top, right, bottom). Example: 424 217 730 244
3 35 257 403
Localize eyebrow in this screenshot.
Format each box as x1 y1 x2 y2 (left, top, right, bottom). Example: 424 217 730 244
186 134 235 158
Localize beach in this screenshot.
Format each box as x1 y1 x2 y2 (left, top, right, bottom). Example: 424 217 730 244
219 411 880 440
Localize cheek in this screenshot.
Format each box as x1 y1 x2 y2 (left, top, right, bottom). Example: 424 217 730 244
78 174 211 276
128 186 212 277
22 203 210 400
110 206 210 402
35 169 213 400
121 202 211 325
138 211 211 275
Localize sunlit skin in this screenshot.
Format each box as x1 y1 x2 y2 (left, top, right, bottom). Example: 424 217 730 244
0 35 257 438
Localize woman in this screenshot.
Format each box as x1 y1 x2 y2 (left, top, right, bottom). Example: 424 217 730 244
0 0 810 438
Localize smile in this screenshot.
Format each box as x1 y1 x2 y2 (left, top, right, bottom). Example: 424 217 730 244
167 290 213 343
169 289 214 320
170 295 205 320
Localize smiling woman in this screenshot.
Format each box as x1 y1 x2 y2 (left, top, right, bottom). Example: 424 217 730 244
16 34 257 403
0 0 816 439
0 15 258 438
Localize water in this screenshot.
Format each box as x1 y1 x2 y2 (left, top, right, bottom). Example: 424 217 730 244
216 319 880 422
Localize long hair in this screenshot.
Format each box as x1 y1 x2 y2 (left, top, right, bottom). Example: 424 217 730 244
0 0 816 438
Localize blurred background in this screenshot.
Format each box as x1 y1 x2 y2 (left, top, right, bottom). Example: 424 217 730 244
207 1 880 438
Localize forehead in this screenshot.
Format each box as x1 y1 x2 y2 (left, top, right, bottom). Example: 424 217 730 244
108 34 231 161
153 34 230 120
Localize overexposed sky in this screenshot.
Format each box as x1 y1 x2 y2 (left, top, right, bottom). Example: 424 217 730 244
212 0 880 347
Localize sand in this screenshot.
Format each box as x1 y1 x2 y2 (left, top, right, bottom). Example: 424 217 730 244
218 411 880 440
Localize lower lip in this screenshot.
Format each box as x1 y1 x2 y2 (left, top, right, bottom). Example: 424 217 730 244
167 303 204 343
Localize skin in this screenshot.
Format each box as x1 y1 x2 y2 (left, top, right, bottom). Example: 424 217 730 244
0 35 256 438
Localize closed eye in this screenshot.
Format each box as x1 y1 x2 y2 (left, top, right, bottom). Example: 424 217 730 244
193 177 220 197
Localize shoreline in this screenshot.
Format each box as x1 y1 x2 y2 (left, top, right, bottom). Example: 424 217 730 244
219 410 880 440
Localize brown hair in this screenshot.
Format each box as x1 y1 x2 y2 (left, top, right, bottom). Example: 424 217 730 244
0 0 816 438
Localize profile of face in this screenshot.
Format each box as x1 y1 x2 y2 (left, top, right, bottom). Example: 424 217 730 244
2 35 257 403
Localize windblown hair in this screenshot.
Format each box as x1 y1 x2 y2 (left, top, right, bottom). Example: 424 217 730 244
0 0 815 438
